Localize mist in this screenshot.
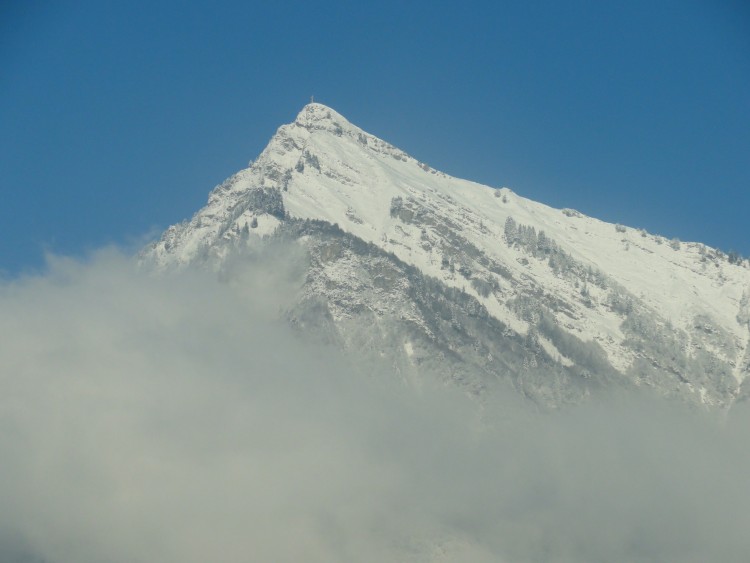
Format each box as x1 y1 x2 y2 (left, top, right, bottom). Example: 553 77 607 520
1 248 749 562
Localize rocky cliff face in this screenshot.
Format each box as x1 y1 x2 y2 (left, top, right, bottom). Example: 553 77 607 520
141 103 750 409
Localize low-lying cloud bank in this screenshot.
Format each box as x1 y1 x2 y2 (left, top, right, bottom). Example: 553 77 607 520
1 249 749 562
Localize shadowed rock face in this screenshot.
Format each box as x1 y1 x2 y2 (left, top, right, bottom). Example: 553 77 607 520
141 103 750 410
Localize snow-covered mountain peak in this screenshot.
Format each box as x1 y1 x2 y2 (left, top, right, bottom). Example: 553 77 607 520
142 103 750 410
293 102 356 134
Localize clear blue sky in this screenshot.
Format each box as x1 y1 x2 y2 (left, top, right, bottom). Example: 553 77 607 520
2 0 748 275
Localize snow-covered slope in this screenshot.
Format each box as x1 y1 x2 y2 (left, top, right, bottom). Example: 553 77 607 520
142 103 750 409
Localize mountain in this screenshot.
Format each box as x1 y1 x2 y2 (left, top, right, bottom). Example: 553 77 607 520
141 103 750 410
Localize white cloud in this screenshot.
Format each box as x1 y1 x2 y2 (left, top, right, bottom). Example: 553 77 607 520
0 247 748 562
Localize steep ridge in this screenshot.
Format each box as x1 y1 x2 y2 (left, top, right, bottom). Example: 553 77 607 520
142 103 750 409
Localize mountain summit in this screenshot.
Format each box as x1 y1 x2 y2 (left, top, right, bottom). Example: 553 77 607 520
294 102 357 131
142 103 750 409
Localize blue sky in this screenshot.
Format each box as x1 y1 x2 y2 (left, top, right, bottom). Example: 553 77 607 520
2 0 748 275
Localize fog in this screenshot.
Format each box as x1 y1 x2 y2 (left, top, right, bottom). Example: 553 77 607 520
1 248 749 562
